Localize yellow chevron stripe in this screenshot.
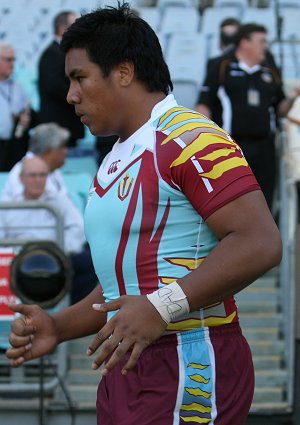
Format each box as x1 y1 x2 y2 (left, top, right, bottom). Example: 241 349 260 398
160 277 177 284
189 374 210 384
185 387 212 398
170 133 236 166
180 415 211 423
188 363 208 370
199 156 248 179
161 122 230 145
159 112 212 131
158 107 191 126
200 146 236 161
181 403 212 413
166 257 205 270
166 311 237 331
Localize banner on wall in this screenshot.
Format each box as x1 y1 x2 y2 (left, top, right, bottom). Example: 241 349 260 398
0 248 18 320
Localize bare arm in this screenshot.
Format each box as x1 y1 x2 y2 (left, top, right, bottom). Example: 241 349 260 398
53 284 106 342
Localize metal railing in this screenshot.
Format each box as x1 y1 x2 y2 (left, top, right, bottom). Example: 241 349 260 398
0 201 68 395
278 123 298 407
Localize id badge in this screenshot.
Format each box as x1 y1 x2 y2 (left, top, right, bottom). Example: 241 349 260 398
247 89 260 106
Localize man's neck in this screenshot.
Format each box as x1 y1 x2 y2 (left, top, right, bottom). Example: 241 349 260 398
235 50 258 68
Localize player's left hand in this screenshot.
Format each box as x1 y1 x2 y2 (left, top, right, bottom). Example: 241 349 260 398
86 295 167 375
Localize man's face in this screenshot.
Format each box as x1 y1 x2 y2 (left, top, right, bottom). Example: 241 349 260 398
0 46 15 80
48 146 68 170
246 32 268 64
20 158 49 200
65 48 122 137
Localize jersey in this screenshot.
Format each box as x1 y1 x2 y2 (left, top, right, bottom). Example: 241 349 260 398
84 95 260 332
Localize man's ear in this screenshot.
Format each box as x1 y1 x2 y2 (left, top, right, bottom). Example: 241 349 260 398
117 60 135 87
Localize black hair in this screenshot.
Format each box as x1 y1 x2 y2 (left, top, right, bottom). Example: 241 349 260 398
220 18 240 48
61 3 173 95
235 23 267 46
53 11 74 34
220 17 240 30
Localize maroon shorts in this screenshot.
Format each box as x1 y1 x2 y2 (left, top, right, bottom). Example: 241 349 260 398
96 323 254 425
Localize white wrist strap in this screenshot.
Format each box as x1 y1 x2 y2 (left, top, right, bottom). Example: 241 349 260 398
146 281 190 324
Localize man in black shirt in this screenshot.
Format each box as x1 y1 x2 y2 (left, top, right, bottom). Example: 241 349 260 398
196 23 298 210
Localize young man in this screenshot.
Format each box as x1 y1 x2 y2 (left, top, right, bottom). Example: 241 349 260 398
6 5 282 425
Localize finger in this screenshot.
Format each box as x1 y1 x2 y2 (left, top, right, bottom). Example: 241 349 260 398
6 342 33 361
9 332 34 348
96 339 130 375
91 333 123 370
121 342 148 375
92 298 122 313
11 317 36 337
7 303 36 316
86 322 114 356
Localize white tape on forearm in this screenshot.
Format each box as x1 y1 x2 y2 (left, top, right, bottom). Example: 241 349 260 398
146 281 190 324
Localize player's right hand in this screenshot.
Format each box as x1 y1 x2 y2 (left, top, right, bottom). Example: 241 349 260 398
5 303 58 367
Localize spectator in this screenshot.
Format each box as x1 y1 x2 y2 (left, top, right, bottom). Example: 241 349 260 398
1 123 69 201
196 23 300 210
218 17 240 56
0 42 36 171
38 11 85 147
0 156 98 303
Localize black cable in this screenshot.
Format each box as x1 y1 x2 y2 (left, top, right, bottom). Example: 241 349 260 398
54 371 76 425
39 357 46 425
44 355 76 425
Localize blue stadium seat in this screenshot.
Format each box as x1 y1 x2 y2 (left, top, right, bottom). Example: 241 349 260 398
62 172 94 214
0 173 9 198
61 149 99 178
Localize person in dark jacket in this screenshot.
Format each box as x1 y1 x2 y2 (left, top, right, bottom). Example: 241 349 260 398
38 11 85 147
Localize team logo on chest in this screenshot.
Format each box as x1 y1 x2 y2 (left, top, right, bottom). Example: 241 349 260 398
108 159 121 174
118 172 134 201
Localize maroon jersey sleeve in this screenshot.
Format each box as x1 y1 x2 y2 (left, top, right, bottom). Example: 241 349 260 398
155 109 260 220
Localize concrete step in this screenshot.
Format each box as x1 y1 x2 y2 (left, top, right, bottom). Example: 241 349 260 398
55 385 97 403
67 369 100 386
238 302 278 313
254 369 288 387
253 355 281 370
245 277 278 289
243 327 280 341
239 313 282 328
252 387 284 403
247 340 285 356
236 287 278 300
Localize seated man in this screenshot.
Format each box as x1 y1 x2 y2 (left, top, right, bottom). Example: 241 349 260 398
1 123 70 201
0 156 98 303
